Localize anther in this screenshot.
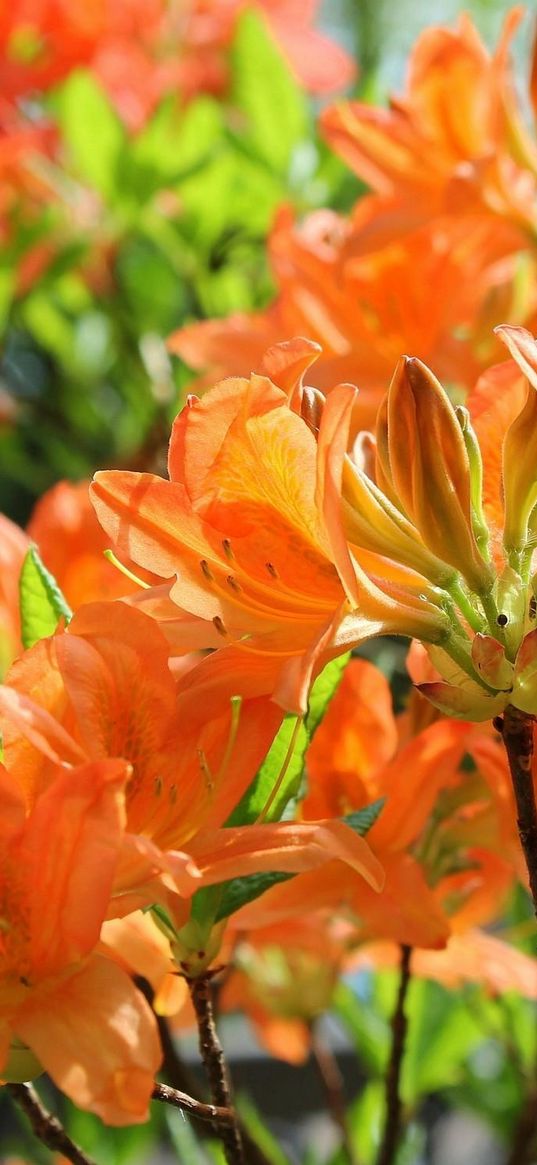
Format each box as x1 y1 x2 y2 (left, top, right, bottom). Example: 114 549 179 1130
154 776 163 796
226 575 241 592
497 613 508 627
222 538 234 560
169 784 177 804
530 595 537 619
197 748 214 790
200 559 214 581
265 562 279 579
213 615 227 637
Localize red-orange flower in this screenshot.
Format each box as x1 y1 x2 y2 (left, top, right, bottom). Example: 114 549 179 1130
0 755 161 1123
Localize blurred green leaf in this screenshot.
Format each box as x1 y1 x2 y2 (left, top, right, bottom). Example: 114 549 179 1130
20 546 72 649
346 1080 383 1164
402 980 484 1103
230 10 309 173
59 70 125 197
332 980 390 1075
237 1094 292 1165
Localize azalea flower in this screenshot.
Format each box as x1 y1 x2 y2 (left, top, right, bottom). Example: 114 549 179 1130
331 325 537 722
0 600 384 914
229 659 517 947
171 208 534 433
91 340 451 714
0 755 161 1124
321 9 537 241
0 0 354 132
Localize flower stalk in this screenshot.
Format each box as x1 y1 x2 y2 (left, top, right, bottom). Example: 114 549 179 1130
500 705 537 918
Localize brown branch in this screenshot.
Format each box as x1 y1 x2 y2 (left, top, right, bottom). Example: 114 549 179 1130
501 705 537 918
7 1082 97 1165
189 973 245 1165
376 944 412 1165
505 1083 537 1165
136 977 272 1165
151 1081 234 1125
310 1021 360 1165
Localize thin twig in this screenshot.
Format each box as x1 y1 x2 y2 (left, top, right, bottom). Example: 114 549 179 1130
505 1083 537 1165
136 977 273 1165
310 1021 360 1165
189 973 245 1165
151 1081 234 1124
7 1082 96 1165
376 944 412 1165
500 706 537 918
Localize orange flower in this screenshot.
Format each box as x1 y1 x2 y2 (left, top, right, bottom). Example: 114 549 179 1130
0 0 354 131
27 479 160 608
321 9 537 240
337 326 537 721
0 755 161 1123
91 342 450 714
227 658 517 947
171 208 530 433
0 600 384 910
352 930 537 999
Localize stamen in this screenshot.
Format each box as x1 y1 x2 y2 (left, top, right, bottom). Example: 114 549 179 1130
265 562 279 579
154 776 163 797
169 784 178 805
226 575 242 592
200 559 214 581
214 696 242 786
222 538 234 560
104 550 150 589
197 748 214 791
212 615 227 637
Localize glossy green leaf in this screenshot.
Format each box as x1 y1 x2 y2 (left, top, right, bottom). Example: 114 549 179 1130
226 714 308 826
305 652 351 738
214 871 294 922
19 547 72 649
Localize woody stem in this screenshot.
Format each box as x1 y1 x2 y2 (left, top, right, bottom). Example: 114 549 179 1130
501 705 537 919
189 973 245 1165
7 1083 96 1165
376 944 412 1165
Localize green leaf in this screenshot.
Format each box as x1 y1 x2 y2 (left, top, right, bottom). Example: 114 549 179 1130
343 798 385 836
305 652 351 738
59 70 125 198
19 547 72 649
236 1095 292 1165
332 981 390 1076
227 655 350 828
226 714 308 826
402 980 484 1103
215 871 295 922
230 9 309 173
